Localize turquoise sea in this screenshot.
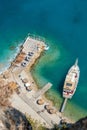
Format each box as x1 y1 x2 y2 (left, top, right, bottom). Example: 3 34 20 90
0 0 87 120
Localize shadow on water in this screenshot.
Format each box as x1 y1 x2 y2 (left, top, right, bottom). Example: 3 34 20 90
56 68 69 112
73 11 82 24
56 77 66 112
57 75 66 97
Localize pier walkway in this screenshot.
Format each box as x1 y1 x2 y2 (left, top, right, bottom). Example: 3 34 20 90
60 98 68 112
19 92 54 127
33 82 52 99
22 37 45 54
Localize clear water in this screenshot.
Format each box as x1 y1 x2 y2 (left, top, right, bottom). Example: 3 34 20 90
0 0 87 120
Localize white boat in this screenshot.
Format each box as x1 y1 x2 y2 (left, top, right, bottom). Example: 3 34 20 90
44 45 49 50
63 59 80 99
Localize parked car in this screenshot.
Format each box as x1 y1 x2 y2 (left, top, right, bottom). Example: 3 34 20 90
28 52 34 56
21 62 27 67
25 56 30 61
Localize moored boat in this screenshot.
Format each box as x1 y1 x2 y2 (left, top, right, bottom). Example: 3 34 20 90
63 59 80 99
44 44 49 50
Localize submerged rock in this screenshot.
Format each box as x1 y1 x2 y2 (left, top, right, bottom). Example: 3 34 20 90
9 45 16 50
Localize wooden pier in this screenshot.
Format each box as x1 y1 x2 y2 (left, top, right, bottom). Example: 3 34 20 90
60 98 68 112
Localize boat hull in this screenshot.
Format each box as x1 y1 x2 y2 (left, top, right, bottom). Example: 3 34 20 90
63 61 80 99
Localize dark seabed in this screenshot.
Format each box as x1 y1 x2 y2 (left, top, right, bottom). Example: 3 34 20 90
0 0 87 120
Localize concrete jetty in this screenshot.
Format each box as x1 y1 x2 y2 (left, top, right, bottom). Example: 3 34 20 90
0 36 72 129
33 83 52 99
22 37 45 53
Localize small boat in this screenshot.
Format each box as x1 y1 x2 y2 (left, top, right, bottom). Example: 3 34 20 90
63 59 80 99
44 45 49 50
